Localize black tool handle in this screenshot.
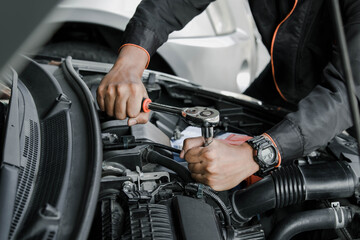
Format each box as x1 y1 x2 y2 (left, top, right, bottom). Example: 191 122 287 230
142 98 183 115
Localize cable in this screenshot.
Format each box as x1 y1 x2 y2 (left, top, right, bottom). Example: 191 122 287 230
104 141 182 154
146 142 182 154
185 183 232 228
145 150 193 183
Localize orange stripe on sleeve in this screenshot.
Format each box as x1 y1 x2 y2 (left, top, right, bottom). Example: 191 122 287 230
119 43 151 69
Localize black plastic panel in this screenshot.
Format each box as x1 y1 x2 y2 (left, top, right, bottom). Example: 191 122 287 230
173 196 222 240
8 80 41 240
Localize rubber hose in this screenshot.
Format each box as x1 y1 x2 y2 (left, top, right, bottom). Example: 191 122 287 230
268 207 352 240
231 161 357 222
145 150 193 183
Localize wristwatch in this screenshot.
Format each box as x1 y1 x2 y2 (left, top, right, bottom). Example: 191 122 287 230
246 135 279 176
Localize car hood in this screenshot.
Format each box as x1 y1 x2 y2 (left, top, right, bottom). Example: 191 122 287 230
0 0 67 77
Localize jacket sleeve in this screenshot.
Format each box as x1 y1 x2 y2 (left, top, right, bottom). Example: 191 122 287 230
266 0 360 161
121 0 215 56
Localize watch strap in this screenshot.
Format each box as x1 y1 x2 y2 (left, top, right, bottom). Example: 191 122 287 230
246 135 279 176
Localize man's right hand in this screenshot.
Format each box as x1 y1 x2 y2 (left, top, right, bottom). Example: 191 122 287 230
97 45 150 126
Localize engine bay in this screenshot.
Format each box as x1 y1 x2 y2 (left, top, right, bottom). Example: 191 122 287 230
1 56 360 239
79 59 360 239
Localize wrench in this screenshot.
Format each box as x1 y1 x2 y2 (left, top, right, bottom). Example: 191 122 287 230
142 98 220 146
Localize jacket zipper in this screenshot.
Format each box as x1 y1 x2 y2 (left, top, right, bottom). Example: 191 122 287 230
270 0 299 101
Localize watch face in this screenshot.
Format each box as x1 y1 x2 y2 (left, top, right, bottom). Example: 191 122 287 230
259 146 276 165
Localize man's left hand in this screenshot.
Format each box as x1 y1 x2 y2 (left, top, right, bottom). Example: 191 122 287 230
180 137 259 191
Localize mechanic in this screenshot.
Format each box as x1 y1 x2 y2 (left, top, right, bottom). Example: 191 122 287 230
96 0 360 191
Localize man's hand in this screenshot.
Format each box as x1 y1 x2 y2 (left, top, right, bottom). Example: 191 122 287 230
180 138 259 191
97 45 150 126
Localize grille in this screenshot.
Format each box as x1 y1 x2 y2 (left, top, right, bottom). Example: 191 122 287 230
22 111 69 235
9 120 39 238
23 136 30 158
101 196 124 240
122 203 174 240
37 112 68 205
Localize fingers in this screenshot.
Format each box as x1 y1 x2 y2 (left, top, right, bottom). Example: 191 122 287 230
96 85 106 111
96 65 149 124
104 86 116 117
180 137 205 158
187 150 217 175
183 137 205 151
126 87 143 118
114 94 127 120
128 112 150 126
191 173 208 184
97 44 150 123
184 147 205 164
99 83 144 119
188 163 204 174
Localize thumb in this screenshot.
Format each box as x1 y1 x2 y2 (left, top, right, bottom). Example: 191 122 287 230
128 112 150 126
180 137 205 158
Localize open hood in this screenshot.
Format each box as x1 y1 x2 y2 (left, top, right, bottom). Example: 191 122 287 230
0 0 63 76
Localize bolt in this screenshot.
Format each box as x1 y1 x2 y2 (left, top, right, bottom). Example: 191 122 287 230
200 110 213 117
186 108 198 114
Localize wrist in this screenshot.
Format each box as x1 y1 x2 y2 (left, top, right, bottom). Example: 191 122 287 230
117 44 150 69
241 143 260 174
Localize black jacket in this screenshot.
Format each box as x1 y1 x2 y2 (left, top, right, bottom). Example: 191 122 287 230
121 0 360 162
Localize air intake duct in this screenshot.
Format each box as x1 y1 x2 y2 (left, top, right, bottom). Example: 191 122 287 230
231 161 357 222
268 205 353 240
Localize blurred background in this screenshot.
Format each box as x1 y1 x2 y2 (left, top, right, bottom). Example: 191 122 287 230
1 0 269 94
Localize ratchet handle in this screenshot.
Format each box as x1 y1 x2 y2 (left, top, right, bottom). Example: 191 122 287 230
141 98 183 115
141 98 217 146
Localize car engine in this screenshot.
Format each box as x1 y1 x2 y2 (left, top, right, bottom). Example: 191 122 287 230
1 56 360 240
78 59 360 239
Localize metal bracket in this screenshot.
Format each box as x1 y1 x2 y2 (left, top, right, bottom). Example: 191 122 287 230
331 202 346 228
196 184 204 199
126 166 170 192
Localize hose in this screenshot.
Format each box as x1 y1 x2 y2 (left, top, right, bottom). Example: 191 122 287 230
231 161 357 222
268 206 353 240
104 141 182 154
144 149 193 183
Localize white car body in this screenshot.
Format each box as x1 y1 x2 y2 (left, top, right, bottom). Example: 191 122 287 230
48 0 268 93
